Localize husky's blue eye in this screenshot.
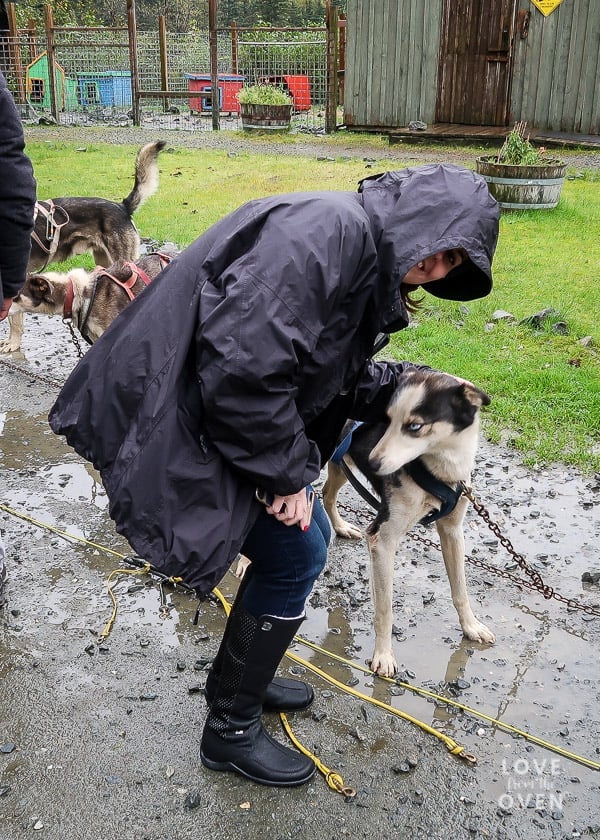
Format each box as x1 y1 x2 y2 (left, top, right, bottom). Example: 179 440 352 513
407 422 423 433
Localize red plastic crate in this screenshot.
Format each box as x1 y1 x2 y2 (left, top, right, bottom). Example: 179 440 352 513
258 75 312 111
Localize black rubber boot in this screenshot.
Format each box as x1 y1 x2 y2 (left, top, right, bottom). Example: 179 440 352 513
205 570 313 713
200 606 316 787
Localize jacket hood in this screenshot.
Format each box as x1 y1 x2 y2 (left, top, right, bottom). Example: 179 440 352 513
358 164 499 324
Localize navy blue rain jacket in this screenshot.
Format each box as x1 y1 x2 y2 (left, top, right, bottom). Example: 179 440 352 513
49 164 499 595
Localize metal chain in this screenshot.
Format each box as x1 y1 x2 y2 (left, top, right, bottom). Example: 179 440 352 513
338 493 600 618
461 486 600 617
63 318 85 358
0 356 65 389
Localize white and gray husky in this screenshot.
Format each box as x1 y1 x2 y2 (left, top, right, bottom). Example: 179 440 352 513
322 368 496 676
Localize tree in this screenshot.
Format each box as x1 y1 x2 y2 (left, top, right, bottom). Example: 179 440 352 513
94 0 126 25
13 1 343 30
218 0 241 26
260 0 293 25
16 0 100 27
133 0 208 30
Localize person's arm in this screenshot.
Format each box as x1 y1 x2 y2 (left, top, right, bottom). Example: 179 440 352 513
0 73 36 315
197 262 322 495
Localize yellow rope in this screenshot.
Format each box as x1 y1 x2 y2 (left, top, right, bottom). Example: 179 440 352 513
282 641 475 762
295 636 600 772
0 503 184 644
3 502 598 774
216 581 599 773
97 563 152 643
0 502 130 558
211 585 472 795
279 712 355 796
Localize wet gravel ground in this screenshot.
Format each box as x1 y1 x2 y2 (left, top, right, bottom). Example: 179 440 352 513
1 310 599 840
1 129 600 839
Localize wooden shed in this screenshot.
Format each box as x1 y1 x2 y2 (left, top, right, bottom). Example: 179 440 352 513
343 0 600 136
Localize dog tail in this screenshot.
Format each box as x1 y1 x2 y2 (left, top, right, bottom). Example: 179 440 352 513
122 140 167 217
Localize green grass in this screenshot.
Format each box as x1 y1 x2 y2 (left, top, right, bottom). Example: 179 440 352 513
24 135 600 472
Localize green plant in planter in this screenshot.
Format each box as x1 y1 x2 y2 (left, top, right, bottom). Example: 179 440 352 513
237 83 294 132
237 84 293 105
494 121 563 166
476 121 567 209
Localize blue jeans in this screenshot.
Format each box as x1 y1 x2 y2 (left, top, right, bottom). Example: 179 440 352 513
239 490 330 619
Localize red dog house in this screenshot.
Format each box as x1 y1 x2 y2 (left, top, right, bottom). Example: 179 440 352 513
185 73 245 114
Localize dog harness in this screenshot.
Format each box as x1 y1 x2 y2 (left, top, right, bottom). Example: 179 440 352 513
99 261 154 301
332 423 464 525
404 459 464 525
105 254 173 299
332 422 384 510
67 254 174 345
31 200 70 270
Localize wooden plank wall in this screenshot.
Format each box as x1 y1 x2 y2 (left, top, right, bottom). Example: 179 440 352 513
511 0 600 134
344 0 599 135
344 0 442 128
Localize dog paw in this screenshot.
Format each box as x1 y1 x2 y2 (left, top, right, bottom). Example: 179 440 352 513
234 554 251 579
334 521 362 540
370 650 398 678
463 620 496 645
0 338 20 353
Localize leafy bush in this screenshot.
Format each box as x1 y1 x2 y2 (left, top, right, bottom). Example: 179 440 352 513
237 83 293 104
495 121 562 165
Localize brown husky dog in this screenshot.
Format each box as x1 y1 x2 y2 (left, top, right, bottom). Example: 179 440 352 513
7 252 175 347
1 140 166 353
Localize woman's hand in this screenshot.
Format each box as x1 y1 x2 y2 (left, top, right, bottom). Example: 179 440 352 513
266 488 313 532
0 297 13 322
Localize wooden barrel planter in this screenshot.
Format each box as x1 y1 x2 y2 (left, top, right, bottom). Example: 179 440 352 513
240 102 292 131
476 156 567 210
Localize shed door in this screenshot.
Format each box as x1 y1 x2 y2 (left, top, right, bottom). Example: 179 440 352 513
436 0 517 126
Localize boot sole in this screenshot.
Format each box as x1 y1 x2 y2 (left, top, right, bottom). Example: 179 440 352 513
200 750 316 787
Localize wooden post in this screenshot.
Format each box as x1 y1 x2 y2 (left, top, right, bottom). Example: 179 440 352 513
44 4 59 119
231 20 238 75
26 19 37 61
208 0 219 131
158 15 169 112
325 0 338 134
127 0 140 125
6 2 25 102
338 12 346 106
6 3 16 36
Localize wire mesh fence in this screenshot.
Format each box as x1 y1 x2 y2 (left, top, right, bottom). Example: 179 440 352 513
1 23 332 135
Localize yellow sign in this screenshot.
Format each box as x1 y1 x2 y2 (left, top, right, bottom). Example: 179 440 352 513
530 0 566 15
